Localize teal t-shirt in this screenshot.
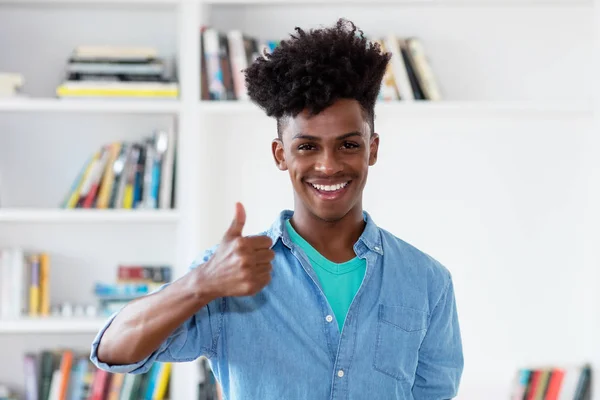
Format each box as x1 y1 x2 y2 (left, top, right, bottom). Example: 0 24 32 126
286 220 366 332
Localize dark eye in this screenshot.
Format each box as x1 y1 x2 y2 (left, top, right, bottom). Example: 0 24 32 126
342 142 360 149
298 143 316 151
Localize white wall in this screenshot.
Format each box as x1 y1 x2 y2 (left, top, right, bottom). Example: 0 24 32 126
199 107 595 399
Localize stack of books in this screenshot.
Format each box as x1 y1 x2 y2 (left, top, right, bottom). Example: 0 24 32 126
56 45 179 100
94 264 172 317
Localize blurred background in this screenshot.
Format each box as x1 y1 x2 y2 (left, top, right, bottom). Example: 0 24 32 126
0 0 598 399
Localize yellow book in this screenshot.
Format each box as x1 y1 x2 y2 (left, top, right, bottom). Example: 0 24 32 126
56 87 178 98
28 255 40 316
96 142 122 209
65 150 100 209
122 185 134 209
39 253 50 316
153 363 172 400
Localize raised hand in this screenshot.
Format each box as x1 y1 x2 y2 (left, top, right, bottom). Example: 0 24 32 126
197 202 275 298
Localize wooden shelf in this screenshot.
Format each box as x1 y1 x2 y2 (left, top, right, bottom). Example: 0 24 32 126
0 98 181 114
0 209 180 223
198 100 593 117
0 317 107 334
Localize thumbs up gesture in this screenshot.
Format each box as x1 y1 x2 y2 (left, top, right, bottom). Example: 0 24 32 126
198 202 275 299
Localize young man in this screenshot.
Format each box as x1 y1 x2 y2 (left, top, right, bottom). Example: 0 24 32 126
91 19 464 399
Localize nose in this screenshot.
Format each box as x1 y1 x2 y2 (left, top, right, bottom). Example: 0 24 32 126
314 149 343 176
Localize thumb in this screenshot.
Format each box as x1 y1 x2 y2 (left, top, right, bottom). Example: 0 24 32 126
225 202 246 239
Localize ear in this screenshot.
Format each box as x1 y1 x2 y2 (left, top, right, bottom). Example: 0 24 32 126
369 133 380 166
272 138 288 171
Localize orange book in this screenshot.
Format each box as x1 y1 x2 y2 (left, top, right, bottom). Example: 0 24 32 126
96 142 122 209
58 350 73 400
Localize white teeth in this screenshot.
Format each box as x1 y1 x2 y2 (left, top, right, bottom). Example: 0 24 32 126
311 182 349 192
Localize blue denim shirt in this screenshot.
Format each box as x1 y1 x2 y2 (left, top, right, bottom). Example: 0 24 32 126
90 210 464 399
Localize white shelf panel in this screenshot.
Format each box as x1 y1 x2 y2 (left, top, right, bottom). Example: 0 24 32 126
0 98 181 114
0 0 591 4
0 209 180 223
199 100 593 117
204 0 591 5
0 0 178 5
0 317 107 334
373 101 593 115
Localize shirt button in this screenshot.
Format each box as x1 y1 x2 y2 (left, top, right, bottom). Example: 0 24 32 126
374 246 380 251
325 315 333 323
337 370 344 378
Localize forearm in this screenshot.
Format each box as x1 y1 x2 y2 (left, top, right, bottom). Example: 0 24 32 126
97 270 214 365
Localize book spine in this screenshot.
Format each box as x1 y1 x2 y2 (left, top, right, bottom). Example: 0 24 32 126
159 128 175 209
29 254 40 317
384 35 414 101
39 253 50 316
11 248 25 318
203 28 226 100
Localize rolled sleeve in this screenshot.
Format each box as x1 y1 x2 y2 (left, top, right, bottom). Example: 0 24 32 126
89 246 222 374
89 311 154 374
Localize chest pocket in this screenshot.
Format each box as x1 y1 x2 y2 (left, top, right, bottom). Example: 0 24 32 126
373 304 429 382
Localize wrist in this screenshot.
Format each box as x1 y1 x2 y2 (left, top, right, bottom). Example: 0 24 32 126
186 262 219 305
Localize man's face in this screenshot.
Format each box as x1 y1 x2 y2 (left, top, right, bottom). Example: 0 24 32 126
272 98 379 222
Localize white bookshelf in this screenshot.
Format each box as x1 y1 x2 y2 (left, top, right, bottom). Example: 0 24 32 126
0 317 106 334
0 0 598 399
0 209 180 223
0 98 181 114
0 0 179 4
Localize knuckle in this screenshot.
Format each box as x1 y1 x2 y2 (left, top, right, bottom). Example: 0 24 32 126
242 282 254 294
242 269 254 281
233 238 246 251
237 255 252 269
233 253 244 267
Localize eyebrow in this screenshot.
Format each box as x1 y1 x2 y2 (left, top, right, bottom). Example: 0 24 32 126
292 131 363 141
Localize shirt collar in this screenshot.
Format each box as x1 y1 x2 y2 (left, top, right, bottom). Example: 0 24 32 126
266 209 383 256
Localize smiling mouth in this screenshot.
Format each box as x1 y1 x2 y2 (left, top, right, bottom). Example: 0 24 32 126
307 181 351 200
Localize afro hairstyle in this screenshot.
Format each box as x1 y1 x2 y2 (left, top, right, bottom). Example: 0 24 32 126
244 18 390 137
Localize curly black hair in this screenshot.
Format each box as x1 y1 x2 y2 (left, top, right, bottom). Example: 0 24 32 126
244 18 390 137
